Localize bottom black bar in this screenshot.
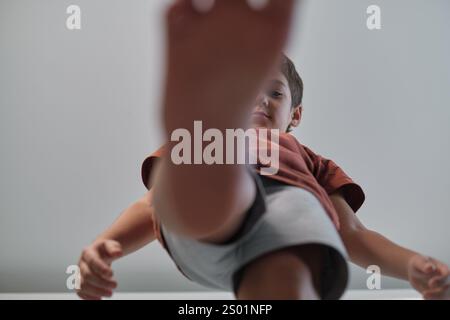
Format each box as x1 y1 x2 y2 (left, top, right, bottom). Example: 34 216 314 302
0 299 445 318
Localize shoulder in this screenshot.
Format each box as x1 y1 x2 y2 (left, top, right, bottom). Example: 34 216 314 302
141 144 167 189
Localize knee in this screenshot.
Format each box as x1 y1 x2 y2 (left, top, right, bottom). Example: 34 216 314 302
154 203 230 240
152 166 256 241
235 248 321 300
152 174 229 240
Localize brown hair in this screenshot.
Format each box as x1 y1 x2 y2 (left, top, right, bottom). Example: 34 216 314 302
280 54 303 108
280 55 303 132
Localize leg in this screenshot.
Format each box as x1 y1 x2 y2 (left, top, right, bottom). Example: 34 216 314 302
153 0 295 241
235 245 325 300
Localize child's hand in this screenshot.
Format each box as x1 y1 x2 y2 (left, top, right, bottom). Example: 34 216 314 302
407 254 450 300
76 239 123 300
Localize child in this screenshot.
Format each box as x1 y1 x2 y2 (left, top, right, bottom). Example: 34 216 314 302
76 0 449 300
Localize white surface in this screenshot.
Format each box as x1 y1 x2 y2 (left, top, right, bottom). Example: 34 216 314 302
0 289 421 300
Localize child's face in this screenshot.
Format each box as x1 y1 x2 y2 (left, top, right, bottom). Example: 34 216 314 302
250 71 301 132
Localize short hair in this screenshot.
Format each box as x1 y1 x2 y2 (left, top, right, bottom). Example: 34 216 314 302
280 54 303 108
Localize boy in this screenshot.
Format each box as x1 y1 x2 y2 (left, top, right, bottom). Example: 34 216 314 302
76 0 449 300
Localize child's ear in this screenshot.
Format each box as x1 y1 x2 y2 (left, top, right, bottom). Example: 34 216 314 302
289 104 302 128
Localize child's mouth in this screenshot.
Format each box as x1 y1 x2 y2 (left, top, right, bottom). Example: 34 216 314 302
252 111 271 119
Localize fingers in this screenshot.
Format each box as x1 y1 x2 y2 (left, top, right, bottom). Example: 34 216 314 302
79 261 117 290
410 266 433 281
432 259 450 277
77 240 122 300
424 262 436 274
78 261 114 299
103 240 122 255
413 256 437 275
77 292 101 301
409 257 437 292
78 280 113 299
421 258 449 288
411 256 450 298
423 285 450 300
81 247 113 280
429 275 450 289
428 262 450 288
101 240 123 264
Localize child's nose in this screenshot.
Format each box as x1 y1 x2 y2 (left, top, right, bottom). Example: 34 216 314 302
255 93 269 108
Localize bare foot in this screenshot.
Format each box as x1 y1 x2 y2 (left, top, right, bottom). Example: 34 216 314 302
163 0 295 133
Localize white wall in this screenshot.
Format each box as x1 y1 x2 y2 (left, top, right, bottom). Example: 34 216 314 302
1 0 449 292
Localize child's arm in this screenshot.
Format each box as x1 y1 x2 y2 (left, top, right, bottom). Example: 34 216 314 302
93 190 157 256
330 190 450 299
76 190 156 300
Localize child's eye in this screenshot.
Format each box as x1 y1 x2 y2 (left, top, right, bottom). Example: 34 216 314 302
270 91 283 98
